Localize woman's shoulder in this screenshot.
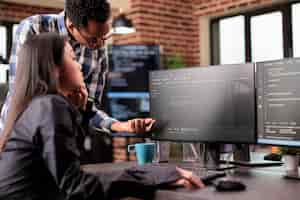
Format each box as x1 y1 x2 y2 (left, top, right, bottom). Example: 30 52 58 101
30 94 70 108
16 94 80 130
24 94 77 119
26 94 71 110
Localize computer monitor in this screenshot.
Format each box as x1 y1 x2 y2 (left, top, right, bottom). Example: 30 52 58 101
257 58 300 147
106 92 150 121
103 92 150 137
108 45 160 92
149 63 256 144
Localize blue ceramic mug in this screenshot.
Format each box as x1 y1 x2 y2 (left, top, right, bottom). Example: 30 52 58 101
128 143 156 165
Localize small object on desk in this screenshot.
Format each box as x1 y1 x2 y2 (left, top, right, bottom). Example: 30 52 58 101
215 180 246 192
128 143 156 165
264 153 282 161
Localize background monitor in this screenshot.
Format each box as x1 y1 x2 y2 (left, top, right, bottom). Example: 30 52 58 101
257 58 300 147
108 45 160 92
150 63 256 143
106 92 150 121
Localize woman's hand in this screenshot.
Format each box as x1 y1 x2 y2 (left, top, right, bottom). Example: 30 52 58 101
110 118 156 134
66 85 88 110
172 167 205 189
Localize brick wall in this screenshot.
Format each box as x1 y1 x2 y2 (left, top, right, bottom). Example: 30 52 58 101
113 0 200 67
193 0 278 17
0 2 60 22
113 0 283 67
112 137 144 162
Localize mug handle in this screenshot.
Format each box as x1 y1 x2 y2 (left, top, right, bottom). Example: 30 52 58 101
128 144 136 153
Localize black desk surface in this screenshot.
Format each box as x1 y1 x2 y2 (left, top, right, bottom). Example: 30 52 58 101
82 162 300 200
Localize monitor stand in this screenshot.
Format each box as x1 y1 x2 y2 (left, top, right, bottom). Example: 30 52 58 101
226 144 282 167
284 174 300 180
197 143 235 171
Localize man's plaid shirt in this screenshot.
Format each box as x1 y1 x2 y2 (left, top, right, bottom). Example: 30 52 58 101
0 12 117 132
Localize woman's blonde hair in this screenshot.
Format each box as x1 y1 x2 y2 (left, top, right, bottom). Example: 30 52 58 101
0 33 66 151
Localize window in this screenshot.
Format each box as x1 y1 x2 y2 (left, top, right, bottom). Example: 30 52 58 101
0 26 7 60
292 3 300 57
251 12 283 62
219 16 245 64
211 1 298 64
0 25 8 83
12 24 19 40
0 64 8 83
0 21 19 83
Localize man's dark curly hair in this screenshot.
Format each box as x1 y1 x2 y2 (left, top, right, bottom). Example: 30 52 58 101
65 0 111 29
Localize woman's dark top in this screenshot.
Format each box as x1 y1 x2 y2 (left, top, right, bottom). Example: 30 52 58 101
0 95 180 200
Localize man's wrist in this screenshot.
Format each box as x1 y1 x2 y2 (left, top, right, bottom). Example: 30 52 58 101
108 120 117 132
101 118 119 133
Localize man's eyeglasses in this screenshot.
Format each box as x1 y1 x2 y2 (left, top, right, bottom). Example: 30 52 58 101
77 30 113 47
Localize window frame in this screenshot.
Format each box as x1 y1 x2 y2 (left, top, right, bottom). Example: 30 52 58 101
0 25 8 61
291 2 300 58
210 1 299 65
0 21 18 64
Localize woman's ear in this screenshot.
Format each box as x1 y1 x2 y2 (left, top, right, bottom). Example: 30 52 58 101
53 66 61 79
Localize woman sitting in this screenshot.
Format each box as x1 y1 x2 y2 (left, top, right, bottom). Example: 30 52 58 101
0 33 204 200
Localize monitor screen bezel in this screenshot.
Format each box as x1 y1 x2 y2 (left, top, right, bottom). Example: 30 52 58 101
149 63 258 144
256 57 300 148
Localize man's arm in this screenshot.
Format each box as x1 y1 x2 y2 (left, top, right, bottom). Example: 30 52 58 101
110 118 156 134
89 106 155 134
88 104 119 133
86 99 155 134
83 43 156 134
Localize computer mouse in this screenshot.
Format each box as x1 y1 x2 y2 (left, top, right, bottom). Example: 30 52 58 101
215 180 246 192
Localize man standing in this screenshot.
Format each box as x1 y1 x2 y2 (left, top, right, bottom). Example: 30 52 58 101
0 0 155 135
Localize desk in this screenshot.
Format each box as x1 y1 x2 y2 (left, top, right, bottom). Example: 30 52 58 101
82 162 300 200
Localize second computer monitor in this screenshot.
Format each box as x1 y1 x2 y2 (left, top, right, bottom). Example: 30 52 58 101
257 58 300 147
150 63 256 143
